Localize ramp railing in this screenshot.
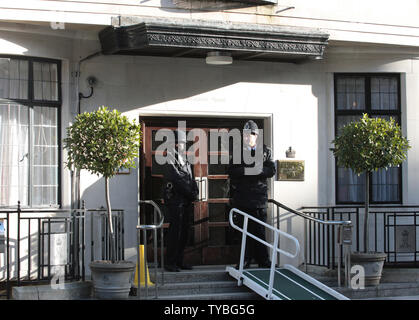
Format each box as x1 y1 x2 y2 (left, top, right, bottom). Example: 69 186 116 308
268 199 353 287
229 208 300 299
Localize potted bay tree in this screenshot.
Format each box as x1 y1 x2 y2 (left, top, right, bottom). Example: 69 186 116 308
64 106 142 299
332 114 410 286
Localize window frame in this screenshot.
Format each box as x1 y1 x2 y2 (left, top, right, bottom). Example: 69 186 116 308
334 73 402 205
0 55 62 208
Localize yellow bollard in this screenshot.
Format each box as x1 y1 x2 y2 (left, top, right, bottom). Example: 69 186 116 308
133 245 154 287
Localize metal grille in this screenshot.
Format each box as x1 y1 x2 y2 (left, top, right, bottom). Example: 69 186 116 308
300 205 419 269
0 201 125 299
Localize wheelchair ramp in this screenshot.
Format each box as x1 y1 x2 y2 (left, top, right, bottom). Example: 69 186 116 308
226 264 349 300
227 207 349 300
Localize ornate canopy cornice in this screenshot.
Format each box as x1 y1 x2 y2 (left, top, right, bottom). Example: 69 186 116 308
99 17 329 63
171 0 277 10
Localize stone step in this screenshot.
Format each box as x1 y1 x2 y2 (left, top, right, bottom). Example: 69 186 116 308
303 265 419 284
381 268 419 283
131 265 261 300
151 291 262 300
304 265 419 299
137 280 250 296
139 265 419 300
333 282 419 300
12 281 92 300
149 265 233 284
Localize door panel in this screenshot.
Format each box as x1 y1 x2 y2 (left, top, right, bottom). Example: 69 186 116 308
140 118 263 265
208 178 229 199
203 128 240 264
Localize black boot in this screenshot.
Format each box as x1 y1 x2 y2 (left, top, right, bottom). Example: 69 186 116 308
165 265 180 272
178 264 193 270
258 260 273 268
235 260 251 269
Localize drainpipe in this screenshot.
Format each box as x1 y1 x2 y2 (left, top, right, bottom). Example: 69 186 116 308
71 51 102 210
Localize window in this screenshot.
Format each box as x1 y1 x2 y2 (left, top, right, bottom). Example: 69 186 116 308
0 57 61 207
334 74 401 204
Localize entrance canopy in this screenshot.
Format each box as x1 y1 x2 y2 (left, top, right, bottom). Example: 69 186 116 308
99 16 329 63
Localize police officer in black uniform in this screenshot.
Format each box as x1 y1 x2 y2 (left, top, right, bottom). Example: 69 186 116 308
163 129 199 272
228 120 276 268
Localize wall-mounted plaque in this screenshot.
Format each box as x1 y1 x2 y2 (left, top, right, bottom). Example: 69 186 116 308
395 225 416 253
117 167 130 175
277 160 305 181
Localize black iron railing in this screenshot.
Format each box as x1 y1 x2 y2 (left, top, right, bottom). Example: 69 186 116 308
0 210 11 299
0 201 125 299
299 205 419 269
16 202 85 288
268 199 352 286
0 202 85 298
87 206 124 262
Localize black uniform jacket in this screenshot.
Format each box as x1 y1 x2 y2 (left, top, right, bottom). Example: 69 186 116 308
228 144 276 209
162 148 199 206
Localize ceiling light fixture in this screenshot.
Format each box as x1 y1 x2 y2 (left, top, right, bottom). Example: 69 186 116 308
206 51 233 65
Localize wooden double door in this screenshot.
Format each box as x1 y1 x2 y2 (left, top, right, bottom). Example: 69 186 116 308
140 117 263 265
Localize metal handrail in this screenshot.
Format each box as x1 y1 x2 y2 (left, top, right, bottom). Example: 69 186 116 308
137 200 164 299
302 204 419 209
230 208 300 259
268 199 353 287
268 199 351 226
137 200 164 230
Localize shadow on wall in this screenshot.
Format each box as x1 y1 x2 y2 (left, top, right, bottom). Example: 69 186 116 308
80 167 139 267
79 53 405 115
79 55 333 114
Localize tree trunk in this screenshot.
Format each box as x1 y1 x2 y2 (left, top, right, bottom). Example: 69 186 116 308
105 177 117 263
363 172 370 253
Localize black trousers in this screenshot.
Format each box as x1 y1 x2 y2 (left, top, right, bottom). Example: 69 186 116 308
235 206 270 265
165 203 192 267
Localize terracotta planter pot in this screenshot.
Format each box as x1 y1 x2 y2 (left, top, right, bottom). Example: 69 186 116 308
350 252 386 286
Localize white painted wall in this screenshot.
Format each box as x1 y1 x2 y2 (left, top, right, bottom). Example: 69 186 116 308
0 0 419 46
78 54 325 264
76 47 419 266
2 20 419 274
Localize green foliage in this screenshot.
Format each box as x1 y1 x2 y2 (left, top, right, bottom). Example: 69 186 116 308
332 114 410 175
64 106 142 178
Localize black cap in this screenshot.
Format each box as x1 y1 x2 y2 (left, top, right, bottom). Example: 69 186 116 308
243 120 259 135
